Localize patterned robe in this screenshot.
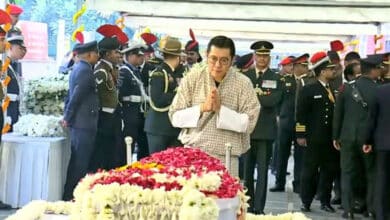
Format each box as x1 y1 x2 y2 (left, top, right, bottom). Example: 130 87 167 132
169 63 260 175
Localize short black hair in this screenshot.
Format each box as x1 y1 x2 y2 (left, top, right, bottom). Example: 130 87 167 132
361 63 376 75
207 35 235 58
344 63 358 80
345 52 360 62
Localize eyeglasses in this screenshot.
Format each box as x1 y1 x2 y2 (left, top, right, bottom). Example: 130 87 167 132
208 55 230 66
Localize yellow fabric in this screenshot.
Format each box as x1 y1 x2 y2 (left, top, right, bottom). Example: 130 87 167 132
325 87 335 103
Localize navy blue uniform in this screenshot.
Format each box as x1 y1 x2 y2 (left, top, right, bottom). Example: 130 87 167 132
62 60 99 201
118 63 149 160
296 80 339 207
144 62 181 153
6 61 21 130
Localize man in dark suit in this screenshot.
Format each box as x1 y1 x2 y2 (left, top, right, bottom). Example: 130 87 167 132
144 38 183 154
270 54 308 192
333 54 383 219
244 41 283 214
119 42 149 160
296 51 339 213
364 82 390 220
62 41 100 201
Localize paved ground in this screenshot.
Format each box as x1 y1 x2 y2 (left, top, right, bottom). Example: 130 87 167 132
0 157 370 220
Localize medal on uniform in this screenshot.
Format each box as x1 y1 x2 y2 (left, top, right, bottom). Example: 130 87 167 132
255 84 264 96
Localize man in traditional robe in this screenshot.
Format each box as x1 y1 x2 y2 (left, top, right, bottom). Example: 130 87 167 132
168 35 260 177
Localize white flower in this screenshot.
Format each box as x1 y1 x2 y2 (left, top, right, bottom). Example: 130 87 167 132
13 114 64 137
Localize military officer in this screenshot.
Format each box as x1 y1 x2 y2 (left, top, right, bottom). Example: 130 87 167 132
270 54 308 192
333 54 383 219
234 53 254 74
243 41 283 215
6 34 27 130
380 52 390 84
278 56 295 75
297 51 339 213
62 41 99 200
119 42 150 160
0 10 12 210
184 29 202 68
144 37 184 154
90 36 125 171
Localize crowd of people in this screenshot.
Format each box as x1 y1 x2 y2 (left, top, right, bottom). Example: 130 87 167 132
0 5 27 210
60 22 390 219
0 6 389 220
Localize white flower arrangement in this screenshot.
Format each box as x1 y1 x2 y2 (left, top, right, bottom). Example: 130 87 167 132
23 74 69 116
5 200 73 220
70 171 221 220
13 114 65 137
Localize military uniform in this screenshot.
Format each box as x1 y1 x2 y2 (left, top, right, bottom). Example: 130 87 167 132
91 57 125 171
62 41 100 200
243 40 283 214
0 12 12 210
144 62 182 153
118 59 149 160
6 60 21 129
5 34 26 130
333 55 383 217
297 52 339 212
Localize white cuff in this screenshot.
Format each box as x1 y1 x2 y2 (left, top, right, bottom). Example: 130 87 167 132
216 105 249 133
171 105 201 128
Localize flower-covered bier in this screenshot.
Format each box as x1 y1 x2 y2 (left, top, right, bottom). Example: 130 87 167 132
72 147 245 220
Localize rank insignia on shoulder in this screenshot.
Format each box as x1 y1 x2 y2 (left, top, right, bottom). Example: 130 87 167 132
96 78 103 84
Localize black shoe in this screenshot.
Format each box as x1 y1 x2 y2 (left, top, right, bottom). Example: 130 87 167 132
286 171 291 175
321 204 335 213
0 201 11 210
341 211 354 219
331 198 342 205
363 211 375 219
301 204 311 212
269 185 285 192
254 210 265 215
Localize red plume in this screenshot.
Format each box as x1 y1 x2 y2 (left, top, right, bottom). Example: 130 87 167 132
187 28 198 51
96 24 129 45
0 9 11 25
75 31 84 44
140 33 157 45
310 51 327 64
330 40 344 52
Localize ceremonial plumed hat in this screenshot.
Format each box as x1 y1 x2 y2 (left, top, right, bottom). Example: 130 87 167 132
279 56 295 66
293 54 309 65
310 51 336 72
